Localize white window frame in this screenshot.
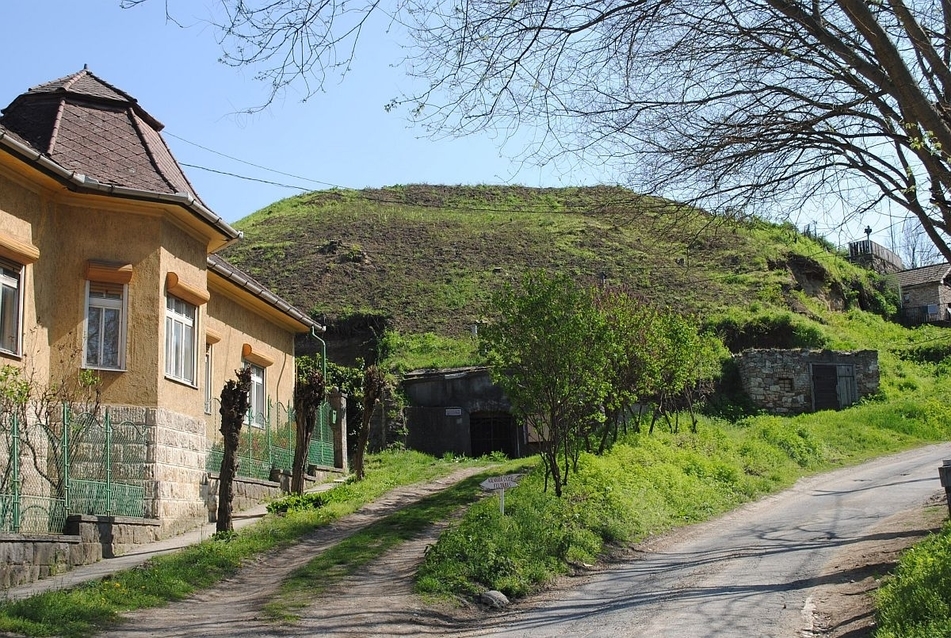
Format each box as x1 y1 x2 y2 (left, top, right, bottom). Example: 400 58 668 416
83 280 128 371
0 261 23 357
204 342 214 414
165 293 198 386
245 362 266 428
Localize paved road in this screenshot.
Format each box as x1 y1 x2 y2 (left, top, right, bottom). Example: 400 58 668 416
464 444 951 638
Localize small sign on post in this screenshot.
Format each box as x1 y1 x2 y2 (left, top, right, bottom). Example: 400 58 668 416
480 474 524 515
939 460 951 517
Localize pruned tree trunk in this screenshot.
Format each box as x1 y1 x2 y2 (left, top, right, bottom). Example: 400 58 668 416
353 365 384 481
291 368 325 494
217 367 251 533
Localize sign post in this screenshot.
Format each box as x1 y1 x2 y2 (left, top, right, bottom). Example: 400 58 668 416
480 474 523 515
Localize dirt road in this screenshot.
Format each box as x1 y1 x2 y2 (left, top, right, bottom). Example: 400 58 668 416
105 444 951 637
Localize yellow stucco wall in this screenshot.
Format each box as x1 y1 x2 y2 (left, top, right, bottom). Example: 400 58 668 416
204 282 298 439
156 220 211 420
0 157 302 431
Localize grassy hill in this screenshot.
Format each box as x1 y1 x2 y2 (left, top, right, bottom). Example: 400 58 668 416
222 184 896 364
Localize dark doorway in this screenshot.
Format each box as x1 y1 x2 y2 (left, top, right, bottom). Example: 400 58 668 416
812 364 840 411
812 363 859 411
470 411 518 458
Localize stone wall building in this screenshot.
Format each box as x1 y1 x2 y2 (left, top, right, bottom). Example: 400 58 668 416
896 263 951 325
733 349 879 415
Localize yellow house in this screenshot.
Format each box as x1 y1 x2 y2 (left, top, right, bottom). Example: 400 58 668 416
0 69 324 537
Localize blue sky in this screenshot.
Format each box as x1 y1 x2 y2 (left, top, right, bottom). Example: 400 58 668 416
1 2 606 224
1 2 910 252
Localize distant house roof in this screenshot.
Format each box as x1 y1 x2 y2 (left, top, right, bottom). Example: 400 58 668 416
0 68 238 245
896 263 951 288
207 254 323 333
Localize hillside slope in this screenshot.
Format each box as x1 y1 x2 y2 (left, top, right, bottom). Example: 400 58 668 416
222 184 891 342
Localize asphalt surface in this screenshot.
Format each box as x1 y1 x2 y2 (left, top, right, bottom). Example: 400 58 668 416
463 444 951 638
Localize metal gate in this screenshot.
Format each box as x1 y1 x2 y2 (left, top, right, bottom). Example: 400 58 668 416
0 413 66 534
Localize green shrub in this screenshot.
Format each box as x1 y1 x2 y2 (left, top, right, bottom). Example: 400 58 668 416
876 522 951 638
266 492 329 514
745 417 823 468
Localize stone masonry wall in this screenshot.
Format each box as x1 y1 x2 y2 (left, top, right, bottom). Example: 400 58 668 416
733 349 879 415
0 534 81 588
64 515 162 562
102 405 208 539
147 406 211 538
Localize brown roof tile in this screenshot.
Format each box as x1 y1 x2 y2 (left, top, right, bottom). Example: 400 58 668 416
0 68 200 201
29 70 137 106
896 263 951 288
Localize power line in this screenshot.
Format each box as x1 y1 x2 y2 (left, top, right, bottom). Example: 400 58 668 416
167 132 341 189
179 163 311 191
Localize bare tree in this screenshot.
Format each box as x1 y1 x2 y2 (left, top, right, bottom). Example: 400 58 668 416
291 366 326 494
899 215 944 268
217 367 251 533
352 364 384 481
126 0 951 259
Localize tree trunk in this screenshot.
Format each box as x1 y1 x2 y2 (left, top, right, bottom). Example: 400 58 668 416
217 367 251 533
291 368 325 494
353 365 384 481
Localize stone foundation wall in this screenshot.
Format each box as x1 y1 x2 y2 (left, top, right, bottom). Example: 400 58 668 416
0 534 81 588
64 515 162 561
203 467 342 522
146 407 212 538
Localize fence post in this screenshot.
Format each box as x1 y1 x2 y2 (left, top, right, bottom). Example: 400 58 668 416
62 403 70 513
11 412 19 532
266 397 273 471
246 410 253 478
105 409 112 515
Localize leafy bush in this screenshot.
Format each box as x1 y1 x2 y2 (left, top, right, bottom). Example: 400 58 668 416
876 522 951 638
744 416 823 468
266 492 329 514
705 309 829 352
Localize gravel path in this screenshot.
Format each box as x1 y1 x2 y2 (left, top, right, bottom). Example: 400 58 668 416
105 465 488 637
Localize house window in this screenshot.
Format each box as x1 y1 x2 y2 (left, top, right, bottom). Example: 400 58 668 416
84 281 127 370
0 260 22 356
165 294 197 385
246 363 266 428
778 377 793 392
204 343 213 414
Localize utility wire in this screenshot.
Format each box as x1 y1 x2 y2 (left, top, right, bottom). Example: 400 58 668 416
167 131 340 189
179 163 311 191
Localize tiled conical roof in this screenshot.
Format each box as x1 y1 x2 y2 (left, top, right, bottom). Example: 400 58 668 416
0 68 203 202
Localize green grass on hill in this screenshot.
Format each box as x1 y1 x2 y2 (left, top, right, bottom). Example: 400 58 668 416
876 520 951 638
223 185 893 344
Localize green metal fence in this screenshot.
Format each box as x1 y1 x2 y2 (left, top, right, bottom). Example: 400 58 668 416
206 398 335 480
67 411 147 518
0 407 148 534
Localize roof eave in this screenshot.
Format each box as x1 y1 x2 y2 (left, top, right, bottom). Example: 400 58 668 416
207 256 324 334
0 127 241 247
